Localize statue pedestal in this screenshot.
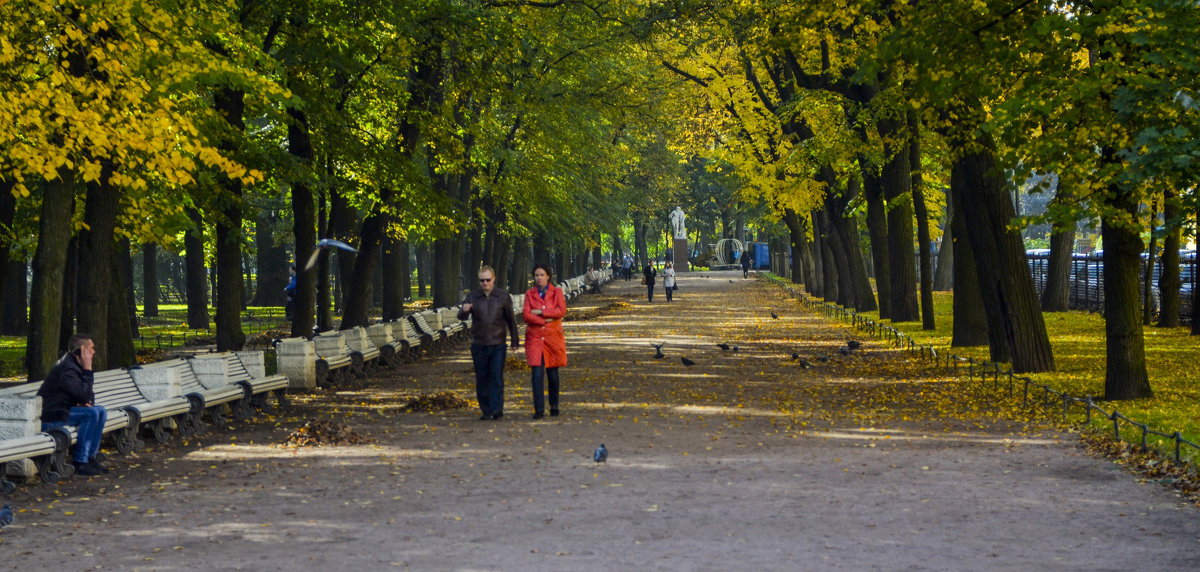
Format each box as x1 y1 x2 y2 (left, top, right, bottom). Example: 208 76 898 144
673 238 690 272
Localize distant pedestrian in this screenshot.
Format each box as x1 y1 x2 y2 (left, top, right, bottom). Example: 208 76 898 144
523 265 567 419
623 253 634 281
458 266 520 420
643 263 657 302
663 261 676 302
284 266 297 320
741 250 752 278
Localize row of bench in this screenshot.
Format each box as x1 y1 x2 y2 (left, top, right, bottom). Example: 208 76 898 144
0 351 286 490
277 269 611 388
0 268 612 492
276 306 475 389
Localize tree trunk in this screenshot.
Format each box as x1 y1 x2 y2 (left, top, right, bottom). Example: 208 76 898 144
59 238 78 353
1041 181 1077 312
1157 188 1181 328
106 243 136 368
820 204 852 307
0 179 12 328
288 107 318 338
184 206 209 330
77 164 120 370
782 209 807 286
881 120 920 322
953 139 1055 372
1100 175 1152 399
494 235 512 287
316 189 334 332
214 198 245 350
634 216 649 266
250 210 288 306
861 158 891 318
949 178 989 347
814 212 838 301
416 243 429 298
341 192 390 329
28 171 75 381
121 238 138 340
143 243 160 317
328 188 358 314
808 214 825 299
909 115 935 330
433 235 463 307
829 172 877 312
2 258 28 336
381 233 406 321
932 196 954 292
510 235 530 293
1142 200 1159 326
214 87 246 351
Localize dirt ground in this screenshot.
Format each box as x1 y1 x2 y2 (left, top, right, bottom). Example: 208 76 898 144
2 271 1198 571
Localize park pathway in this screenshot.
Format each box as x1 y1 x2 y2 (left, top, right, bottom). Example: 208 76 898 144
2 271 1198 570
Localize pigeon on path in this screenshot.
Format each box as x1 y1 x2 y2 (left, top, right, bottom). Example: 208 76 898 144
846 340 862 350
302 238 358 271
594 443 608 464
839 346 852 356
770 311 778 319
652 343 665 359
0 503 14 529
681 357 696 367
798 358 813 369
816 355 830 363
717 343 730 351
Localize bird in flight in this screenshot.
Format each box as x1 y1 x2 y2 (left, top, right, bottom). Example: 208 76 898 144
651 343 665 359
303 238 358 271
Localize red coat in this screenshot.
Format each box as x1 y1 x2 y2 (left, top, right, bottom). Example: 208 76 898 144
523 285 567 368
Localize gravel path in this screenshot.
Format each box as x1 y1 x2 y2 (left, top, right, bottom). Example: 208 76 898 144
2 272 1197 570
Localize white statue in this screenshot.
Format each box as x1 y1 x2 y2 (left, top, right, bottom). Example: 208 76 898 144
669 206 686 240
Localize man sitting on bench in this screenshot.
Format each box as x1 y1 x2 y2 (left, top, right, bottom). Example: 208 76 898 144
37 333 109 476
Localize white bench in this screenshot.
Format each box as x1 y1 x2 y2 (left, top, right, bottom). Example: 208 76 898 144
313 331 356 385
342 326 382 374
368 322 424 367
408 311 447 354
137 359 246 435
93 367 191 451
0 390 74 486
189 351 289 412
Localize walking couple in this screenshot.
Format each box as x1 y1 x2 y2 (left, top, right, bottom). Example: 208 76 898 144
458 265 567 421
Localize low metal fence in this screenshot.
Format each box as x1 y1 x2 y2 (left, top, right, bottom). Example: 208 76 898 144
769 275 1200 465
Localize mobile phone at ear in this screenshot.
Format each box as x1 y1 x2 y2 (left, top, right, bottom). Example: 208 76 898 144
72 348 82 357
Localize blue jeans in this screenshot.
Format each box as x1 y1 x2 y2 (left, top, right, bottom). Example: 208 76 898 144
470 344 507 416
531 366 560 415
42 405 107 463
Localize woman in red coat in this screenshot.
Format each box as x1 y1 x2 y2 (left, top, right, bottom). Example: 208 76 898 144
523 264 567 419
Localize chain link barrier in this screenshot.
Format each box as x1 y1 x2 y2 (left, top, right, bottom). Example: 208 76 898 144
768 276 1200 466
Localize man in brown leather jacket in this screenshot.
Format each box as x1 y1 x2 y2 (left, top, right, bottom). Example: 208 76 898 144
458 266 520 420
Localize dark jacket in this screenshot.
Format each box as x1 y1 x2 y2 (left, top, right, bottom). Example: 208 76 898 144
643 265 656 286
459 287 520 347
37 353 95 423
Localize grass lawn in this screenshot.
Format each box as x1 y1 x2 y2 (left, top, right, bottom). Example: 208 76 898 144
770 275 1200 462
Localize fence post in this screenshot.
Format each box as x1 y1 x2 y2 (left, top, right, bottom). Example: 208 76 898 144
1112 411 1121 442
1174 432 1183 463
